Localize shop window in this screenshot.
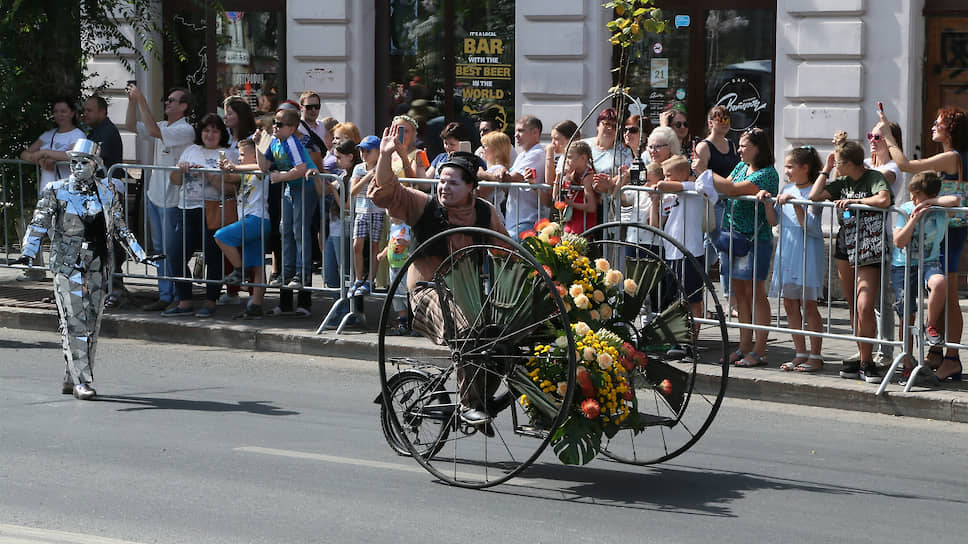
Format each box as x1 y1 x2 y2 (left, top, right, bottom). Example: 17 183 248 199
164 1 285 119
617 1 775 141
377 0 515 157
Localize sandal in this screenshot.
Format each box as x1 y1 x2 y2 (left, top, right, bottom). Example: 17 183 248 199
735 352 768 368
104 293 121 310
780 353 809 371
937 355 963 382
795 354 824 373
719 349 745 366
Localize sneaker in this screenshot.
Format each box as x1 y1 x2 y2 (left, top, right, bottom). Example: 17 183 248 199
354 281 371 296
161 305 195 317
268 273 283 288
897 367 939 387
222 269 243 286
266 306 283 317
859 362 882 384
841 351 861 365
234 304 264 320
839 360 860 379
926 325 943 346
195 306 216 318
349 279 364 295
217 292 241 305
286 275 303 289
291 307 311 318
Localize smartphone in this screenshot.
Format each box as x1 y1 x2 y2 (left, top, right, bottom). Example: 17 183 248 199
459 141 472 153
218 150 227 162
397 131 405 144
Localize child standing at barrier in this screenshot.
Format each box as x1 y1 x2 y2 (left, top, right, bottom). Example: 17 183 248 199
654 156 717 324
216 138 271 319
378 216 412 335
764 147 825 372
892 172 949 383
558 141 597 234
350 135 385 296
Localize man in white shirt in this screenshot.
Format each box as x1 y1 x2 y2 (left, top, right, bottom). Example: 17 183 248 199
501 115 549 238
125 84 196 310
297 90 327 158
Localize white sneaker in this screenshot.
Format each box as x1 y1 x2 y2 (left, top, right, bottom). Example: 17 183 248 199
217 292 241 305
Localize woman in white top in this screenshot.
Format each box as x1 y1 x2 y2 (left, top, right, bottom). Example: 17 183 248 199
223 97 257 162
164 114 236 318
20 98 86 195
865 121 905 204
476 130 513 221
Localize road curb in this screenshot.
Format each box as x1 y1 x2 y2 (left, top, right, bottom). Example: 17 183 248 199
2 306 965 424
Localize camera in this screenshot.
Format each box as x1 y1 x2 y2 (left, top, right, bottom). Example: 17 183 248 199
629 159 643 185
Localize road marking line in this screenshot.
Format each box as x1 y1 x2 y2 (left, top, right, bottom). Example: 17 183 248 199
234 446 539 486
0 523 147 544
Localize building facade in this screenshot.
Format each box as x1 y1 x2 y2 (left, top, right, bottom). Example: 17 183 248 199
96 0 968 168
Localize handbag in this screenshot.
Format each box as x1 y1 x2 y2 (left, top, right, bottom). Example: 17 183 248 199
204 199 239 230
714 228 753 257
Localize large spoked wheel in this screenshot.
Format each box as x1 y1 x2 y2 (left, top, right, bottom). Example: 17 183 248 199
378 227 577 488
583 223 729 465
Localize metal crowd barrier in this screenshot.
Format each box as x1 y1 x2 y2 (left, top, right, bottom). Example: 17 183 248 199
4 157 965 394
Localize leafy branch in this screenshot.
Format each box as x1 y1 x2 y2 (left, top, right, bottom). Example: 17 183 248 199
603 1 669 94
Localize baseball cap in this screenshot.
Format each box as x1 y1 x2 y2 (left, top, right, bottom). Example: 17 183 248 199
357 135 380 151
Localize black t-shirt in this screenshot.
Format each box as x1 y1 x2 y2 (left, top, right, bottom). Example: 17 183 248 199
87 117 123 177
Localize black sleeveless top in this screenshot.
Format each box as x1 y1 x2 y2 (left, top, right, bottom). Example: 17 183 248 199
703 138 740 178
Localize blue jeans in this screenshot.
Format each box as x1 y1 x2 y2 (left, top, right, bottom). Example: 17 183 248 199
281 182 320 282
324 234 351 288
146 199 178 302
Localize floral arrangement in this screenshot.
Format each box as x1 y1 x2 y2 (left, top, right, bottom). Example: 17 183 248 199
512 219 685 465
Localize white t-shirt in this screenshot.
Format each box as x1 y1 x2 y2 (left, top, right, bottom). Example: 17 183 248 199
36 127 85 194
352 162 385 214
506 144 546 227
661 170 719 259
297 119 327 148
582 137 633 175
865 158 905 204
140 118 195 208
625 186 659 246
175 145 224 209
237 172 269 219
485 164 508 223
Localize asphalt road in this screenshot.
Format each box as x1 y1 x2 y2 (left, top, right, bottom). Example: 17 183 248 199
1 327 966 544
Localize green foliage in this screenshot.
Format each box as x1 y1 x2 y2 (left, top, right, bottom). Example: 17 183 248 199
603 1 669 94
551 416 602 465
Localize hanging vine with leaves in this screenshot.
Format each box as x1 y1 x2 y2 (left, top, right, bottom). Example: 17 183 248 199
604 0 669 96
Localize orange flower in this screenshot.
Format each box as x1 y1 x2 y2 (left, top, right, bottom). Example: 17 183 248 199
519 229 537 240
548 235 561 245
554 201 568 211
534 218 551 231
581 398 600 419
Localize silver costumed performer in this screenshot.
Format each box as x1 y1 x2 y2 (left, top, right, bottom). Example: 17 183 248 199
17 139 158 400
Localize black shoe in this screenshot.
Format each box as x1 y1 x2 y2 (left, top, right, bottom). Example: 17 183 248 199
859 362 882 384
839 360 860 379
73 383 97 400
460 408 492 425
61 376 74 395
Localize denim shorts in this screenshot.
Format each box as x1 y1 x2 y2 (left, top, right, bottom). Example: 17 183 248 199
214 215 271 269
890 261 944 318
719 238 773 282
940 226 967 274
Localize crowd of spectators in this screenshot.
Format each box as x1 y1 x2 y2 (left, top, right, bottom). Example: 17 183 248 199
14 88 968 386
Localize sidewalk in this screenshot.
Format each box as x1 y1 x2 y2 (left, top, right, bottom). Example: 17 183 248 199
1 267 965 423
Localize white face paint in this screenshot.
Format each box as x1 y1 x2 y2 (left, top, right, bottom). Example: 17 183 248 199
70 157 96 180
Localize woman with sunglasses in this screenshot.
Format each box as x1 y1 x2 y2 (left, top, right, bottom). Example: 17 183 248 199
660 104 694 161
876 107 968 382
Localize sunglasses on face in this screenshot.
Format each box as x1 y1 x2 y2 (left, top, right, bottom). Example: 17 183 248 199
272 120 290 128
673 121 688 129
163 96 183 104
302 103 320 110
866 132 882 142
479 127 491 135
601 121 617 129
711 117 730 124
647 143 669 151
624 126 640 134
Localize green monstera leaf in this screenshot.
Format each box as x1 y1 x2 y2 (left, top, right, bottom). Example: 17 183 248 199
551 416 603 465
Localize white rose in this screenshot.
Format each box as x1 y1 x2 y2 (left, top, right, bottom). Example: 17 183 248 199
574 321 591 336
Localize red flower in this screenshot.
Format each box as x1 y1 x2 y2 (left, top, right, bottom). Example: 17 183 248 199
519 229 537 240
548 235 561 245
581 398 600 419
577 366 596 398
534 218 551 231
658 379 673 395
619 356 634 372
554 201 568 211
621 342 635 355
633 351 648 368
555 282 567 297
623 389 634 401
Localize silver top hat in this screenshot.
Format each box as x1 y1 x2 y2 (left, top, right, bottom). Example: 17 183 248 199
67 139 102 161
